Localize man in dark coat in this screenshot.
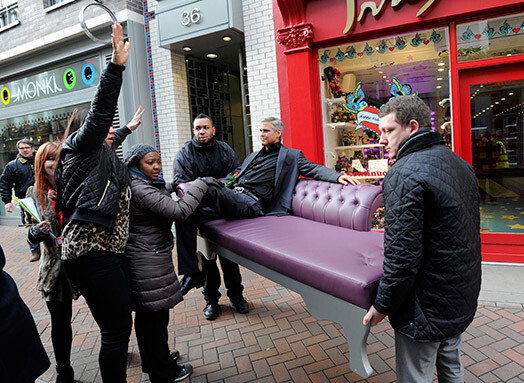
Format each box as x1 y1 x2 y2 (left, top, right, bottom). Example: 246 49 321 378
363 95 481 382
0 244 50 381
173 114 245 320
177 116 358 320
0 138 41 261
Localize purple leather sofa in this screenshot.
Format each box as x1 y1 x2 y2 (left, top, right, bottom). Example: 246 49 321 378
184 179 384 378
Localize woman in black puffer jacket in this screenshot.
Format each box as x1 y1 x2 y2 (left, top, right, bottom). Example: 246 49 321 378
123 144 208 383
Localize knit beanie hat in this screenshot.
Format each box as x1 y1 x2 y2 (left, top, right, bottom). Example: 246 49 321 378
124 144 157 167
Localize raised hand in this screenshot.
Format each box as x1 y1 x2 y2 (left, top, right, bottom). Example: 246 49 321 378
111 22 130 66
127 106 145 131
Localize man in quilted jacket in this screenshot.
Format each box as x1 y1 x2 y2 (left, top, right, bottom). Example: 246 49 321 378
363 95 481 383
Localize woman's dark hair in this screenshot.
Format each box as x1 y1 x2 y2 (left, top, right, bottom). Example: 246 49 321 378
63 107 89 140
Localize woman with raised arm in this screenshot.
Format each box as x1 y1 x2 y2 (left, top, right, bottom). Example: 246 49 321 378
56 23 136 382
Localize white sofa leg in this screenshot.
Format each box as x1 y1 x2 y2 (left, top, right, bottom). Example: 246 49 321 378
302 294 373 378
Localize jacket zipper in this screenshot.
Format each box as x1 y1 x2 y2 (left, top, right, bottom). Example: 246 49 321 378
97 180 111 206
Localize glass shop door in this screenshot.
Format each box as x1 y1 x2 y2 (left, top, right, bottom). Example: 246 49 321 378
459 62 524 262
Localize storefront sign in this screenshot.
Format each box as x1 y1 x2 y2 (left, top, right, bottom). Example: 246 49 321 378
1 57 100 109
157 0 243 46
344 0 439 34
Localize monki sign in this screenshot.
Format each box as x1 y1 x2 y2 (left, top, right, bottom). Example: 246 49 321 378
344 0 438 34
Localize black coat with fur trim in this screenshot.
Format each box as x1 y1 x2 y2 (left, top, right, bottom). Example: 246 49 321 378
374 129 481 342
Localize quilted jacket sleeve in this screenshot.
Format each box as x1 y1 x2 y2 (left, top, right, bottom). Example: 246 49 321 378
134 179 208 221
373 169 425 316
69 62 125 152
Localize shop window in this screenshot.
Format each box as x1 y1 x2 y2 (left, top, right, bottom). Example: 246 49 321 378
0 0 19 30
319 28 451 181
457 12 524 62
470 80 524 233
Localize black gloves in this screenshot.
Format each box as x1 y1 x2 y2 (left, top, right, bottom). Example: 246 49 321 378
198 177 224 189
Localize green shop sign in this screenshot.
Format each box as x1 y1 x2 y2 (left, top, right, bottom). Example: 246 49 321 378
1 57 100 108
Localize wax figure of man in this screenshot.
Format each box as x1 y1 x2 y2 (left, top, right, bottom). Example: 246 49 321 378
0 138 41 261
173 113 246 320
363 95 481 383
177 116 358 320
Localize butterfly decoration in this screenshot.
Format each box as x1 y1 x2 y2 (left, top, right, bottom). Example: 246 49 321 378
335 48 345 61
377 40 388 53
390 76 418 97
395 36 407 50
429 30 442 43
461 27 474 41
342 82 368 113
499 20 512 35
320 51 330 63
363 43 374 56
410 33 423 47
482 24 495 38
346 46 357 59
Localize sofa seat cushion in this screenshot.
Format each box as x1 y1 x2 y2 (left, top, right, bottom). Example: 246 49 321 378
199 215 384 309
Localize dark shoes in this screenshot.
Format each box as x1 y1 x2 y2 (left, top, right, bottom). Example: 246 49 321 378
173 364 193 382
203 303 221 320
180 273 204 295
231 297 250 314
143 349 180 374
30 252 41 262
56 364 74 383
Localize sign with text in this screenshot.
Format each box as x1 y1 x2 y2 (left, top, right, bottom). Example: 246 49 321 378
1 57 100 109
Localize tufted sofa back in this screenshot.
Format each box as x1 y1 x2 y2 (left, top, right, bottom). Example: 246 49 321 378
291 179 383 232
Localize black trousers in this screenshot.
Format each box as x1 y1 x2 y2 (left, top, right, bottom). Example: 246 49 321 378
175 185 262 299
45 300 73 368
63 251 132 383
135 309 181 383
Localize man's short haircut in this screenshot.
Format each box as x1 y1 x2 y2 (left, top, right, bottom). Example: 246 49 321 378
261 117 285 134
194 113 214 126
379 95 432 129
16 138 34 148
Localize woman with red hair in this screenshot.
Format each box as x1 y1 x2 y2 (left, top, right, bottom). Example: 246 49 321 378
26 141 79 383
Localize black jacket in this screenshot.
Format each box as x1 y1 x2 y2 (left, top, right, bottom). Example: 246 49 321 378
374 129 481 342
173 137 239 184
0 154 35 204
124 175 208 311
227 145 341 215
0 245 50 382
58 62 130 229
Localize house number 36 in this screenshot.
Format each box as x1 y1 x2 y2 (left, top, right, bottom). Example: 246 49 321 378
181 8 201 26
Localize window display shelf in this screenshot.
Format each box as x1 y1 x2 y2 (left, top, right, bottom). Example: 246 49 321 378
323 97 346 104
335 144 384 150
326 122 357 128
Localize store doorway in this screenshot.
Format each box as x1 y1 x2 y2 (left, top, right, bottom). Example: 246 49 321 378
459 62 524 262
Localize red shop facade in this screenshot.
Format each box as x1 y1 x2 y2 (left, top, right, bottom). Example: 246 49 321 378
272 0 524 263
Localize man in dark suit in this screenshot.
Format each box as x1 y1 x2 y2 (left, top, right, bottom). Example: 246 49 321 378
178 117 358 319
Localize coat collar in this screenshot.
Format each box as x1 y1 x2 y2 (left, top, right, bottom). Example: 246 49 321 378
396 128 445 160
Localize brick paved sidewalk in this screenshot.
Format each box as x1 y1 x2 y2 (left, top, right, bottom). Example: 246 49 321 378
1 225 524 382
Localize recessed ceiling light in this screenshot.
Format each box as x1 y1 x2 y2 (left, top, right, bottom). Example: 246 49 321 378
509 92 514 95
501 97 506 100
222 36 232 42
382 75 387 78
437 77 443 81
378 71 383 74
438 62 445 66
207 53 218 59
438 68 444 72
436 85 442 89
496 101 500 104
182 46 192 52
